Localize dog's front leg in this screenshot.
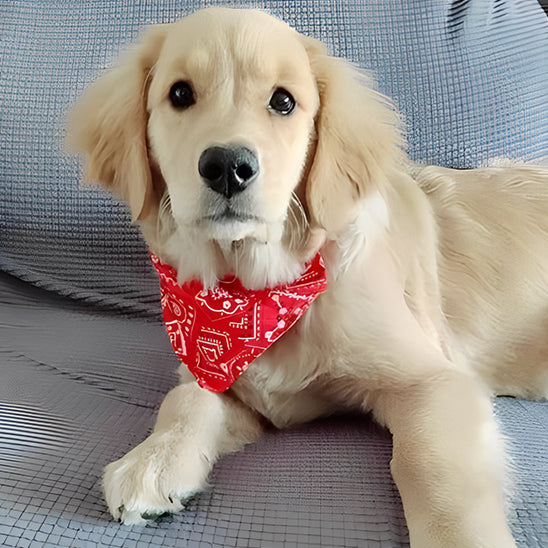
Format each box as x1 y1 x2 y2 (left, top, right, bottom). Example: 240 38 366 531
374 369 515 548
103 382 263 525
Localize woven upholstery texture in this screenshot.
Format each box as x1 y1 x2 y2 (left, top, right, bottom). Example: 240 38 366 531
1 0 547 311
1 273 547 547
1 1 547 547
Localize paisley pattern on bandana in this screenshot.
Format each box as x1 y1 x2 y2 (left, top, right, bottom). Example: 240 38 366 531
150 252 328 392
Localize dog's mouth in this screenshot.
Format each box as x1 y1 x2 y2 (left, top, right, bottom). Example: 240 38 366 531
203 208 261 224
198 205 270 244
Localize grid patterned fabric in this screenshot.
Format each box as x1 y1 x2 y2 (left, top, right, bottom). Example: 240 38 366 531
0 0 547 311
1 273 547 547
1 1 548 547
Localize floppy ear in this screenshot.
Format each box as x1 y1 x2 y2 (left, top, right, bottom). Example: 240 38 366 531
301 36 404 234
66 25 168 222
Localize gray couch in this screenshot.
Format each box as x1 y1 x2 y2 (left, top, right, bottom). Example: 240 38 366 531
1 1 547 546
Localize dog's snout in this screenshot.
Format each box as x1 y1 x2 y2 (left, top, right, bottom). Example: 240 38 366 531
199 145 259 199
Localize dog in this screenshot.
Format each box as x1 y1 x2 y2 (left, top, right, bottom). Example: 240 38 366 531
67 7 548 546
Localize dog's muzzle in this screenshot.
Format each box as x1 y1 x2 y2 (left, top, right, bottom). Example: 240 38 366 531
198 145 259 199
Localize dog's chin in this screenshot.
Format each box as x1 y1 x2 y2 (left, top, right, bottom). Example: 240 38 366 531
203 217 306 289
157 213 306 291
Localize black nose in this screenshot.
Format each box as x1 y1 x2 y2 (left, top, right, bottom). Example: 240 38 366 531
198 145 259 199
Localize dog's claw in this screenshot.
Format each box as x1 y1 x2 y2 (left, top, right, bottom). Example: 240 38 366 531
141 510 167 521
116 505 155 526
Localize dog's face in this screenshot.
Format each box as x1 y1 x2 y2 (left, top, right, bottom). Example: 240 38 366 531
68 8 402 288
147 10 319 247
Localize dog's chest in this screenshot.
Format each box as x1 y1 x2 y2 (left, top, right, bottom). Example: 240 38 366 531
229 290 383 426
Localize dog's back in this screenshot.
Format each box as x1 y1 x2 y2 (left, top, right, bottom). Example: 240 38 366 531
415 165 548 398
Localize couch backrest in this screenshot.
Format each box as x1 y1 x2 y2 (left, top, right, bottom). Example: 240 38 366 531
1 0 547 314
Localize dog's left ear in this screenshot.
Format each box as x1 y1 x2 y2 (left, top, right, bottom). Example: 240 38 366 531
301 36 404 234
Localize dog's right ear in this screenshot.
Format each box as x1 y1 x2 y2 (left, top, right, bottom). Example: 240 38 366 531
66 25 169 222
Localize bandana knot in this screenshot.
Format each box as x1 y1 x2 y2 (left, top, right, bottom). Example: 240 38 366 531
151 252 328 392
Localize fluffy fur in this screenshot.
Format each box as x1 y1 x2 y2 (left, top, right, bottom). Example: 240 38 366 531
67 8 548 546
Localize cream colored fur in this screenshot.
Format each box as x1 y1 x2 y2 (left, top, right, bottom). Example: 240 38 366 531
67 8 548 546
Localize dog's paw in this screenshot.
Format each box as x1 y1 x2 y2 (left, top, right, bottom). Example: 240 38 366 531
103 431 209 525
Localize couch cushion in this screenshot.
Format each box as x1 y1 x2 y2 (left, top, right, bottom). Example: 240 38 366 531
0 272 547 547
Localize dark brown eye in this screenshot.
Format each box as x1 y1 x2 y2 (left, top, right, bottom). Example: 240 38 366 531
169 81 195 109
268 88 295 115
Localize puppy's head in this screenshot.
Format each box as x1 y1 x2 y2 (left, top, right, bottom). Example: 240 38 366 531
67 8 402 288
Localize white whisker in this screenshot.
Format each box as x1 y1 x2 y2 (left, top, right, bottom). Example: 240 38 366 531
283 192 309 252
156 191 176 241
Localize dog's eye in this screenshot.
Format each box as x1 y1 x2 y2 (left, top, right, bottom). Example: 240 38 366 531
169 81 195 109
268 88 296 115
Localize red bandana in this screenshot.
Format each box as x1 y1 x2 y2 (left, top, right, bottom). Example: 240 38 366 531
150 252 327 392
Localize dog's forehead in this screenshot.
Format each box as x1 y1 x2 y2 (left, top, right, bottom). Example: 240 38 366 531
159 9 308 82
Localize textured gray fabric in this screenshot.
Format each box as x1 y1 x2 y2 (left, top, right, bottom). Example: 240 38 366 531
0 273 409 547
1 0 547 311
1 1 547 546
0 272 547 547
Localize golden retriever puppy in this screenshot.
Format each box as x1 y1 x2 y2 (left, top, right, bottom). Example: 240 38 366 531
67 7 548 546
